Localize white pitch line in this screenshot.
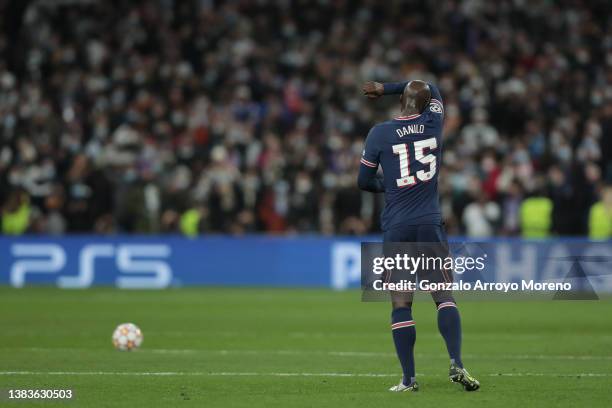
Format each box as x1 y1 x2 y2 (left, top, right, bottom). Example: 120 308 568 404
7 347 612 361
148 349 612 361
144 331 612 341
490 373 612 377
147 349 392 357
474 354 612 361
0 371 610 378
0 371 396 377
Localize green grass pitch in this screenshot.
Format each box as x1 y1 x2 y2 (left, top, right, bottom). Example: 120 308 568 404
1 287 611 407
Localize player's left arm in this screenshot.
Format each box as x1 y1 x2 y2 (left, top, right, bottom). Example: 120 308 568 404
357 127 385 193
427 82 444 115
358 165 385 193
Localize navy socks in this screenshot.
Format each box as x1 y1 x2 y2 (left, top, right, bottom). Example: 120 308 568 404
391 302 463 384
391 307 416 385
437 301 463 368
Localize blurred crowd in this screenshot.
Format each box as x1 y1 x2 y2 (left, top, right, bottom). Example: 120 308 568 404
1 0 611 238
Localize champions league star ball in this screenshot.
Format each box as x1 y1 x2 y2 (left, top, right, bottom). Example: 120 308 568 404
112 323 143 351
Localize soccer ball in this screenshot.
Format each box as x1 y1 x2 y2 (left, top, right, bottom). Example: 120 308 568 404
112 323 143 351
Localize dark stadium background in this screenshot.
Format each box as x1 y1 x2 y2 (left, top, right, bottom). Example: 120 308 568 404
1 0 610 238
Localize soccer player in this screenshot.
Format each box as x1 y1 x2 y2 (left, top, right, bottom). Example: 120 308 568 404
359 80 480 392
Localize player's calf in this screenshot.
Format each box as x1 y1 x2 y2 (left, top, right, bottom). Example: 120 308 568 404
435 298 463 367
390 305 416 387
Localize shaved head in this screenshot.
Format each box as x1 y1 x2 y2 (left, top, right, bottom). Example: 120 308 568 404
400 80 431 115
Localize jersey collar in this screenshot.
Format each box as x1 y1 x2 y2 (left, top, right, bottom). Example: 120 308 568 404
394 114 421 120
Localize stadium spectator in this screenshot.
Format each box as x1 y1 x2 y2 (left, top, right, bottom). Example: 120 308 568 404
1 189 31 235
520 193 553 239
0 0 610 237
589 186 612 240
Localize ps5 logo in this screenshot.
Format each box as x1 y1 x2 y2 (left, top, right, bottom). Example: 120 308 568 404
10 244 172 289
331 242 361 290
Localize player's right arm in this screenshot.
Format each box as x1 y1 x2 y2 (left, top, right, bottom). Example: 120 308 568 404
362 80 408 96
382 81 409 95
363 80 444 112
357 126 385 193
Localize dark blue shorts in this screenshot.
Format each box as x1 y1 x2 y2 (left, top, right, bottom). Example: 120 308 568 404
383 223 448 243
382 223 452 285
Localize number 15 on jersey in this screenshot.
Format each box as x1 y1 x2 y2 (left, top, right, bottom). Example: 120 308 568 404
392 137 437 187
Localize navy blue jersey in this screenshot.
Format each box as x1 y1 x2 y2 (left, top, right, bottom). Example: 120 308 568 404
359 82 444 231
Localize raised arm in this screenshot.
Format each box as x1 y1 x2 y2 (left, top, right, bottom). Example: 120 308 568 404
383 81 409 95
362 80 407 98
362 80 443 108
427 82 443 108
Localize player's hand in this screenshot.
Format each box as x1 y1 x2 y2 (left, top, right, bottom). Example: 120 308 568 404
362 81 384 99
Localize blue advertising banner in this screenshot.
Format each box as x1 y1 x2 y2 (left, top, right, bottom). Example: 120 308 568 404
0 236 611 292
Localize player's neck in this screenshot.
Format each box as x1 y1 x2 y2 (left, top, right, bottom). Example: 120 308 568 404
400 108 420 117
